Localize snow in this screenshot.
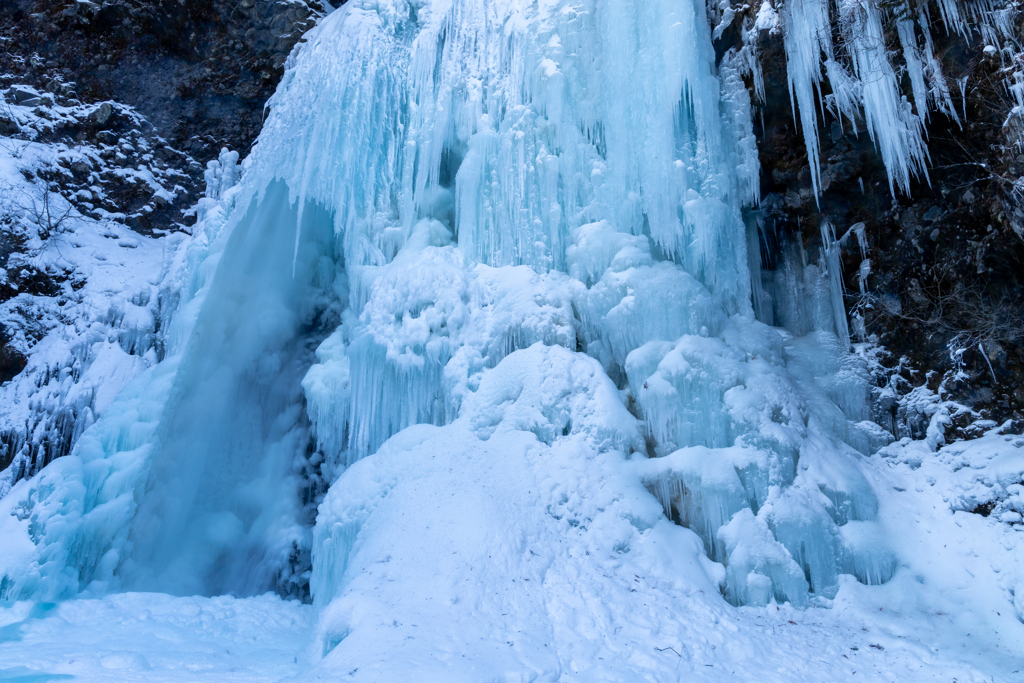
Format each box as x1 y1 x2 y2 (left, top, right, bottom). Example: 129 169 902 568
0 429 1021 682
0 593 310 683
844 428 1024 678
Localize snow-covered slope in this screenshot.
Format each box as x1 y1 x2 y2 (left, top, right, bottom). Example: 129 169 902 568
0 74 214 491
0 123 171 496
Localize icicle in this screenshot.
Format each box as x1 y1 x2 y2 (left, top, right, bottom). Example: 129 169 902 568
821 222 850 350
780 0 833 197
840 0 930 195
776 0 974 197
858 258 871 295
849 221 868 259
897 16 932 123
203 148 240 200
719 47 762 208
978 341 998 383
746 213 773 325
919 8 961 127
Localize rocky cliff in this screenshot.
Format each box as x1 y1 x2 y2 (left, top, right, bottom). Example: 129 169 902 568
717 1 1024 427
3 0 327 158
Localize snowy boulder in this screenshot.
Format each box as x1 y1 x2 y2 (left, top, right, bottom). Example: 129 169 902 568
88 103 114 128
460 343 643 454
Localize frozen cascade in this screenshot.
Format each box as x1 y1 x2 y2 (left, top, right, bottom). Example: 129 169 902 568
121 183 340 597
1 0 902 635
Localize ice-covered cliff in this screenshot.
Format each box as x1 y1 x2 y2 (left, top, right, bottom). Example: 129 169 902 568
1 1 1023 681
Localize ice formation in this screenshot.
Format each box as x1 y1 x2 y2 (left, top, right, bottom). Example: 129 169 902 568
1 0 937 641
768 0 1023 199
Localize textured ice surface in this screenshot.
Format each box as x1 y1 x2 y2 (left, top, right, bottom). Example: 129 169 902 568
302 396 1024 681
277 0 894 613
0 0 896 609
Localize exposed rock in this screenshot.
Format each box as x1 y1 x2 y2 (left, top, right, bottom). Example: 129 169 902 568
0 341 27 384
0 114 18 136
88 101 112 126
720 5 1024 424
1 90 203 236
1 0 330 160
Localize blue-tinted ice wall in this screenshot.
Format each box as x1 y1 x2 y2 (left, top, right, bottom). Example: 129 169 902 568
1 0 905 607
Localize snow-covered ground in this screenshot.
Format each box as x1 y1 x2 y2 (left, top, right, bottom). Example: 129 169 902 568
0 428 1020 683
0 593 310 683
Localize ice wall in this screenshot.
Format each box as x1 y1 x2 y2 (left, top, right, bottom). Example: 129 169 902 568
2 0 897 611
122 183 339 596
289 0 894 614
0 158 341 599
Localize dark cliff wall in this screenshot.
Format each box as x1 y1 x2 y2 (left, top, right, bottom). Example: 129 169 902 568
722 10 1024 425
2 0 327 159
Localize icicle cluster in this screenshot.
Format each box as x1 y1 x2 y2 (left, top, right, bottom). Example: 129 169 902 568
775 0 946 195
737 0 1023 197
1 0 911 612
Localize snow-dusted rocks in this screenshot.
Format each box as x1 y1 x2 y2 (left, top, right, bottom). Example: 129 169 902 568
0 136 169 495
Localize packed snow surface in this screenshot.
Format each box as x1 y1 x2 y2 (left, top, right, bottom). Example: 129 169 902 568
1 431 1022 681
1 0 1023 681
0 593 310 682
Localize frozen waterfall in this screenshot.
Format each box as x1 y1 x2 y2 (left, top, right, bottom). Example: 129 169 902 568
1 0 904 643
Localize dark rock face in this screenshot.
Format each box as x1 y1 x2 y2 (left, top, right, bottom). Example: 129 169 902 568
725 14 1024 425
0 0 329 238
0 329 27 384
1 0 328 160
